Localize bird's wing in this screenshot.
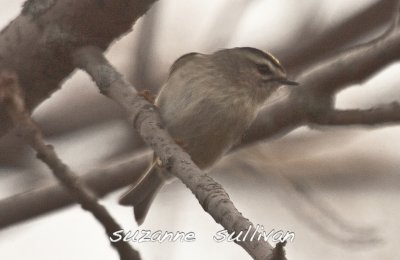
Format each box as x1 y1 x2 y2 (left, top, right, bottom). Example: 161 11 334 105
169 52 204 76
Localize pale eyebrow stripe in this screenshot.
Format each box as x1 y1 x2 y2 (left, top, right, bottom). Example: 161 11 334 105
239 47 285 73
264 51 282 67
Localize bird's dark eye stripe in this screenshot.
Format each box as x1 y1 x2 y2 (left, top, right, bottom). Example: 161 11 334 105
257 64 272 75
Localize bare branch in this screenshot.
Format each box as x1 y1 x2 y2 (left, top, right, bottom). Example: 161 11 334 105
72 46 277 260
0 0 158 139
0 152 150 229
281 0 399 73
311 102 400 126
0 69 140 260
299 8 400 95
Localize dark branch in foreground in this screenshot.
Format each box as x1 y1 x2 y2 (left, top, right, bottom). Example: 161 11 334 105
0 70 140 260
0 0 158 138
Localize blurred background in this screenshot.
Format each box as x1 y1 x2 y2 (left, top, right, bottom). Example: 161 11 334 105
1 0 400 259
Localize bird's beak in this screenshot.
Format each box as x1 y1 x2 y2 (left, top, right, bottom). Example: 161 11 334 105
278 78 299 86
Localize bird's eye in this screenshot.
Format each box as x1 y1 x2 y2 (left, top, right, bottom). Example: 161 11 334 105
257 64 272 75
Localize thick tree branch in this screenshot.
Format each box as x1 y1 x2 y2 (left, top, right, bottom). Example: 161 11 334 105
72 46 277 260
0 70 140 260
0 0 158 139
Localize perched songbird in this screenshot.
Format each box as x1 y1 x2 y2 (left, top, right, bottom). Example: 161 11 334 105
119 47 298 224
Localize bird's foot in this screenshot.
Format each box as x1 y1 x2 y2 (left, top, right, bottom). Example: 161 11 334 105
138 89 156 104
175 138 188 149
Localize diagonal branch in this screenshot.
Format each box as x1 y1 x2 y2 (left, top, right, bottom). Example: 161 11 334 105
281 0 399 73
299 1 400 95
0 69 140 260
0 152 150 229
72 46 280 260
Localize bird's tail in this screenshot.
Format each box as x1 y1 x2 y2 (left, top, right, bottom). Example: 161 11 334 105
119 161 165 225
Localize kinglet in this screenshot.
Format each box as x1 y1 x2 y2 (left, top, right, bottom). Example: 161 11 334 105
119 47 298 224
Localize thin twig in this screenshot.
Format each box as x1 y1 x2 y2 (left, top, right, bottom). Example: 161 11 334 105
0 69 140 260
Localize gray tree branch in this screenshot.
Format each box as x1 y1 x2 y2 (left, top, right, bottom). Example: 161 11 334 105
0 0 158 139
0 152 150 229
0 69 140 260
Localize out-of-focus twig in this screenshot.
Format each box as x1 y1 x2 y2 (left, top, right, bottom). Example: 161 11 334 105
0 70 141 260
280 0 399 73
0 152 150 229
72 46 278 260
246 151 380 246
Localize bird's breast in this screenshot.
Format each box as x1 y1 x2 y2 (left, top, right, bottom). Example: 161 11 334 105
157 82 256 169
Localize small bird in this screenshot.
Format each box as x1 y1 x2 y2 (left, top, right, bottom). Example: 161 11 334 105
119 47 298 225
